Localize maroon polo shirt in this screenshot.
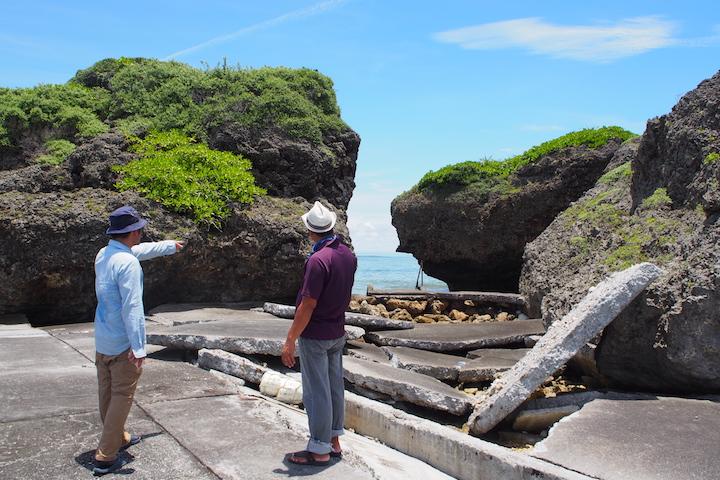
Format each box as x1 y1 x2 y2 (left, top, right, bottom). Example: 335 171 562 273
296 236 357 340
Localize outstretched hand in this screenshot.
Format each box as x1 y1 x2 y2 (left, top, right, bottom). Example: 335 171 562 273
281 339 296 368
175 241 185 252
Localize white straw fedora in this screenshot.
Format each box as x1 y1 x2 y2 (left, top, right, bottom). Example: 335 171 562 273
301 201 337 233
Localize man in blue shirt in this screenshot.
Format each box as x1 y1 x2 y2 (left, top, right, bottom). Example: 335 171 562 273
92 206 183 475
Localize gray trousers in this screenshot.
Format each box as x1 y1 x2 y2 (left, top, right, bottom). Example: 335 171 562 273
298 336 346 454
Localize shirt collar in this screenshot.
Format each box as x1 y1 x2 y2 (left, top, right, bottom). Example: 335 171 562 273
108 239 132 253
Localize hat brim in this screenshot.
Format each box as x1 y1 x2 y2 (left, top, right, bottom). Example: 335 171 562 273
302 211 337 233
106 218 148 235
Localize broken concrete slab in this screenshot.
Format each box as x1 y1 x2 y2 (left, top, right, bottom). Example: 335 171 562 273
344 392 593 480
343 356 474 415
198 348 270 384
469 263 663 435
532 397 720 480
263 302 414 330
512 405 580 433
365 320 545 352
382 346 530 383
0 409 216 480
366 289 528 309
147 302 266 326
384 346 472 381
460 348 531 382
146 316 364 356
346 340 392 365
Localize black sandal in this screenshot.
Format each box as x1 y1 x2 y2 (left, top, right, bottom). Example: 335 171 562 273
330 449 342 458
288 450 331 466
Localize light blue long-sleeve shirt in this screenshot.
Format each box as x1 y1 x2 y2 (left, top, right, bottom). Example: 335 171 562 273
94 239 177 357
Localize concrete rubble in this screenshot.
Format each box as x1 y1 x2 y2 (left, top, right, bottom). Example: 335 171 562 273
198 348 303 405
343 356 475 415
263 302 414 330
146 315 364 356
365 320 545 352
469 263 663 435
346 340 393 364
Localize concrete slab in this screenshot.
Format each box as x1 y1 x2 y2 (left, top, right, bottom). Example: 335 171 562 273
343 356 474 415
0 409 215 480
146 317 364 357
384 346 472 381
143 394 376 480
263 302 414 330
148 302 267 326
345 392 593 480
198 348 270 384
345 340 392 364
469 263 662 435
0 335 97 423
365 320 545 352
532 397 720 480
460 348 531 382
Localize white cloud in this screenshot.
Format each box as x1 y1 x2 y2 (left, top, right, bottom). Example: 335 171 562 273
434 16 678 62
164 0 348 60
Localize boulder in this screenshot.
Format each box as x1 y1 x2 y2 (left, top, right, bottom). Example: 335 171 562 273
385 299 427 317
392 129 630 292
521 70 720 393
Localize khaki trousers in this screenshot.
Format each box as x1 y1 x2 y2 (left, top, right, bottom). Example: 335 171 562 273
95 349 142 462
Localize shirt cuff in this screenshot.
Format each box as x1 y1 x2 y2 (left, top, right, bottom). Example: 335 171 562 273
132 347 147 358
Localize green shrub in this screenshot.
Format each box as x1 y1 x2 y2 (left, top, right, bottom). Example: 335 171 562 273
36 139 76 165
704 152 720 165
641 188 672 209
0 83 109 147
417 126 636 192
114 131 266 228
599 162 632 184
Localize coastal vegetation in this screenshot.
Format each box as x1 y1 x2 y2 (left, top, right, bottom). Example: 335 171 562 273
416 126 636 193
115 130 266 228
0 57 348 225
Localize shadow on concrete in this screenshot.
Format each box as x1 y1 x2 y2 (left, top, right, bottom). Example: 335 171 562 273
273 454 341 476
74 449 136 476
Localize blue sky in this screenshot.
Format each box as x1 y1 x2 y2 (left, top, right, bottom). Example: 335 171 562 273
2 1 719 252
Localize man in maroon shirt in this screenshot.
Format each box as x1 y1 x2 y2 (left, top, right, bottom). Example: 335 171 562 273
282 201 357 466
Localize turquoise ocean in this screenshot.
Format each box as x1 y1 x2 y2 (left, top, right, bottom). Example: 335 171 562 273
352 252 448 295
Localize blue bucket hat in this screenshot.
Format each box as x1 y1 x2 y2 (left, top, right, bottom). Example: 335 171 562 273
106 206 148 235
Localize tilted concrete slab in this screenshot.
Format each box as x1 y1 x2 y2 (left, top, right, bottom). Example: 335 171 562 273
532 397 720 480
460 348 532 382
344 392 593 480
147 302 267 326
263 302 414 330
345 340 392 365
384 345 473 381
146 317 364 356
365 320 545 352
343 356 474 415
0 409 216 480
469 263 663 435
383 346 531 383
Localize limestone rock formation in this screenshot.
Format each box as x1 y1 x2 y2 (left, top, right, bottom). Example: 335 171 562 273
391 128 632 291
520 70 720 393
0 58 359 324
